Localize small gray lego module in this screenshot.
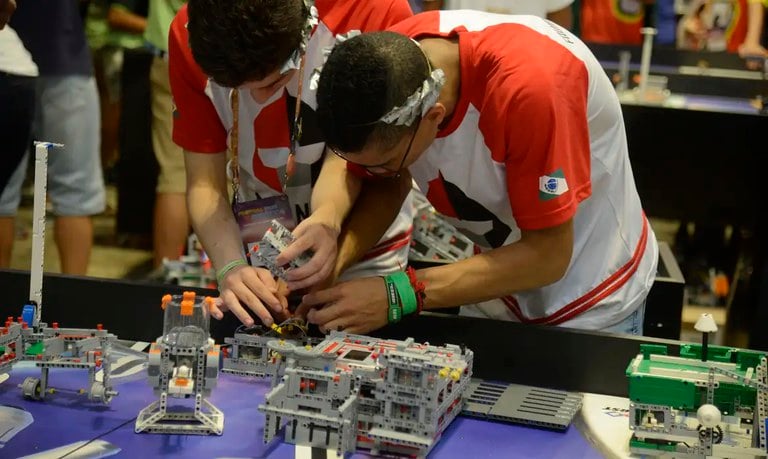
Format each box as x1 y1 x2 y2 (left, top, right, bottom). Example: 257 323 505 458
248 220 312 280
461 380 583 431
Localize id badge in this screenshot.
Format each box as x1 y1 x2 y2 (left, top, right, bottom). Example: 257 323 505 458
233 195 295 246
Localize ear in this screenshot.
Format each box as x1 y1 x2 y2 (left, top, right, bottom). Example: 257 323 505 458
424 103 446 127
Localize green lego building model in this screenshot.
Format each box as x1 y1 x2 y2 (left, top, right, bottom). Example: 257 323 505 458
626 313 768 458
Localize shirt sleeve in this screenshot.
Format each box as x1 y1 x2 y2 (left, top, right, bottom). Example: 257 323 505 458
502 69 591 231
167 7 228 153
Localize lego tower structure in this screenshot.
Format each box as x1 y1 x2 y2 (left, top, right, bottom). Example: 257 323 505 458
135 292 223 435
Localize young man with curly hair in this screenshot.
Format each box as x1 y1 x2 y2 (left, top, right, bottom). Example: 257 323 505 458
169 0 415 327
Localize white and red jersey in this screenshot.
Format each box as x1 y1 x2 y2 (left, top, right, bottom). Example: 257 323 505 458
168 0 416 279
390 11 658 329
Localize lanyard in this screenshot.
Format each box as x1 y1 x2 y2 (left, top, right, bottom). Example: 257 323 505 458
229 54 307 202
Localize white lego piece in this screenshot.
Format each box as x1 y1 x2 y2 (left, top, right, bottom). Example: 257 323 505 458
29 142 63 326
694 313 719 333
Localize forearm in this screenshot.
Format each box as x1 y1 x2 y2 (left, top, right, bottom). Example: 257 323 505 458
745 1 765 46
310 153 361 233
334 173 412 278
185 152 245 269
187 185 244 269
418 223 573 310
107 6 147 34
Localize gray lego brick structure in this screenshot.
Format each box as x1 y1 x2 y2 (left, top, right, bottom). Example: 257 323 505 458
258 331 474 458
461 380 583 431
222 319 321 386
135 292 223 435
248 220 312 280
11 319 120 404
409 191 475 264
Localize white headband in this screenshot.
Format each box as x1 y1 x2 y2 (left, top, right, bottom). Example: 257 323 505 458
279 0 319 74
309 33 445 127
379 68 445 126
308 30 362 90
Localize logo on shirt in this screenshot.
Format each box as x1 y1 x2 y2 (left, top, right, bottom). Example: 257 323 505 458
538 169 569 201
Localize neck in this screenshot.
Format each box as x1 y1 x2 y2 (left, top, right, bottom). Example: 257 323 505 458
419 37 461 122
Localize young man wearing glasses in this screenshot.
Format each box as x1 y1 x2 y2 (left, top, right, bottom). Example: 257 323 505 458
168 0 415 328
296 11 659 335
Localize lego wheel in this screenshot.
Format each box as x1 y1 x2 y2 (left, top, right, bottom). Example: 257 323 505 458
89 381 113 404
21 377 42 400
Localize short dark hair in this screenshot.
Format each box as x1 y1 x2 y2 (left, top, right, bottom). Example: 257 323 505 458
187 0 307 88
316 31 431 153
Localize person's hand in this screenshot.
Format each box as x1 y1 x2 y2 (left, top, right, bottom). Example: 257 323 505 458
738 42 768 70
276 215 339 291
209 265 288 327
0 0 17 30
295 277 389 334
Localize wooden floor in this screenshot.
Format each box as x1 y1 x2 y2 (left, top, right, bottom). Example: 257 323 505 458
8 186 153 279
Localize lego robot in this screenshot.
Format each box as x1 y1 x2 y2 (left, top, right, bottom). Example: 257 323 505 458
162 234 216 288
259 332 473 458
409 190 475 264
135 292 223 435
0 142 119 405
626 313 768 458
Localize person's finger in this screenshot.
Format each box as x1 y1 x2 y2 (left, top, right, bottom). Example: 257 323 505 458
241 270 282 312
207 299 224 320
231 283 274 326
255 268 279 293
285 253 333 290
307 302 344 328
319 317 350 334
301 285 343 308
221 290 254 327
293 300 315 319
276 234 314 266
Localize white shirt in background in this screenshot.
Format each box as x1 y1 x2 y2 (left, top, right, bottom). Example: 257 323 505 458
0 26 38 77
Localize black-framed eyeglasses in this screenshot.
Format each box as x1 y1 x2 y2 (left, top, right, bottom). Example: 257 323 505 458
330 119 420 179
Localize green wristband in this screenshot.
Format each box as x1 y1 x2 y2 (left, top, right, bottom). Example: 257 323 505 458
216 259 248 285
384 276 402 323
387 272 418 316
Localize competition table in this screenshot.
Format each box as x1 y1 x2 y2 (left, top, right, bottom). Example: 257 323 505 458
0 363 600 458
0 270 689 458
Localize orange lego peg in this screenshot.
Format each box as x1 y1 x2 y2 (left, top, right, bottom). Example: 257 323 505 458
180 300 193 316
161 294 172 310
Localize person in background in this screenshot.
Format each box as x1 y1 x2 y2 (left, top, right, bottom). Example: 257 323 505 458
85 0 122 176
678 0 766 56
0 5 37 268
3 0 105 275
145 0 188 268
580 0 655 45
